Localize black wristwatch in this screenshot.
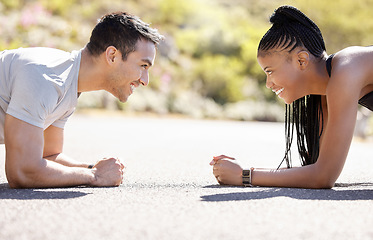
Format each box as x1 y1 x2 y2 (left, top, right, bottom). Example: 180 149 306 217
242 168 253 187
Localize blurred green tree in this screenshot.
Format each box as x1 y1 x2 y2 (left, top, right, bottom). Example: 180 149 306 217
1 0 372 120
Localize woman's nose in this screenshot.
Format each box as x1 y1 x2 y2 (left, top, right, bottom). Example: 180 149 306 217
266 78 274 89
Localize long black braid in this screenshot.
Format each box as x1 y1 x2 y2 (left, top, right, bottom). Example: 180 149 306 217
258 6 326 168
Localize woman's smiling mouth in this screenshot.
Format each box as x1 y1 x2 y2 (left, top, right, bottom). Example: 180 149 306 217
273 87 284 96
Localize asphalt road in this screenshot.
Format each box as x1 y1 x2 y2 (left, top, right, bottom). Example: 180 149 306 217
0 112 372 240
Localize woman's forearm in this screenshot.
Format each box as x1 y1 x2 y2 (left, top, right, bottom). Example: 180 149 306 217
251 163 334 189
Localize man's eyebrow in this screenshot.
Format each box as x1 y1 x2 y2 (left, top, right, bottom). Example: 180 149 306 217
263 66 269 71
142 59 153 67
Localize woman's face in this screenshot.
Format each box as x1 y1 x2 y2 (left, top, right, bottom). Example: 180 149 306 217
257 49 306 104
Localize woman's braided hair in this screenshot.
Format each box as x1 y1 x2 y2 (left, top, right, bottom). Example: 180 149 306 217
258 6 326 168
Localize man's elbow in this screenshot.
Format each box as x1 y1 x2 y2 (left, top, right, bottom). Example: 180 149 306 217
7 173 27 188
7 178 23 189
6 166 42 189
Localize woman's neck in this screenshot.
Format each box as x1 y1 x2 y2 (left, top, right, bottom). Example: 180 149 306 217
307 56 330 95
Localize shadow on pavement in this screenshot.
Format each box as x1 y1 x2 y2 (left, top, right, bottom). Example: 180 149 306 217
0 183 89 200
201 183 373 201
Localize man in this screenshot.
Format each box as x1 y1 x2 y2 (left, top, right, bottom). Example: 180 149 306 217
0 12 164 188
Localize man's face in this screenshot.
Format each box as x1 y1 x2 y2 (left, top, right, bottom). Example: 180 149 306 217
107 39 156 102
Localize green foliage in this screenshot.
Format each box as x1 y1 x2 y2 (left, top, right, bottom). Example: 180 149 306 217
40 0 77 15
194 54 245 104
171 1 270 104
0 0 23 9
1 0 373 120
156 0 198 27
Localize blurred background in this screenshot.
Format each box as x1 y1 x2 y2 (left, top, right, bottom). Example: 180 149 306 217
1 0 372 137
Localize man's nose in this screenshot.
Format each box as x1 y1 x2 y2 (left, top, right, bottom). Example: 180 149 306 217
139 71 149 86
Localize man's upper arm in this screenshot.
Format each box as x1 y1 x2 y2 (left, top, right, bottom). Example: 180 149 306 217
43 125 64 158
4 114 44 186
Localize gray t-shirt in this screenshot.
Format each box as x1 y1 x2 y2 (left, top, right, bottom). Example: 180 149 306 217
0 47 81 143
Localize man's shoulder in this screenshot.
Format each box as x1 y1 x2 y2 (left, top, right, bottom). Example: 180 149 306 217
6 47 82 63
14 47 70 62
10 47 81 81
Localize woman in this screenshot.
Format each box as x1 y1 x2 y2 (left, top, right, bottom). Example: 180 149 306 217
210 5 373 188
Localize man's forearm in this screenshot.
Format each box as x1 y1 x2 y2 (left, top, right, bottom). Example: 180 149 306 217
4 115 99 188
7 158 96 188
44 153 91 168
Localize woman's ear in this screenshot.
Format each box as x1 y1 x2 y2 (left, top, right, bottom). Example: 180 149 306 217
297 50 310 70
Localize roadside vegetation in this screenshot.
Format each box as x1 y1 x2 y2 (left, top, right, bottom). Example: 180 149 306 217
1 0 372 130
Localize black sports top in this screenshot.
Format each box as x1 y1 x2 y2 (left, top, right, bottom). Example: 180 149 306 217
326 54 373 111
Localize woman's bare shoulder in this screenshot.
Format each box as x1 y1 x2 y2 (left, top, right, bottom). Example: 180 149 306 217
327 46 373 99
333 46 373 66
330 46 373 79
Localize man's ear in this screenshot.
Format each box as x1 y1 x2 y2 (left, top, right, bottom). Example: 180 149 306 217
105 46 118 65
297 50 310 70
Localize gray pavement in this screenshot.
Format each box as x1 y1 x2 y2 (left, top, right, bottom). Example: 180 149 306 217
0 112 372 240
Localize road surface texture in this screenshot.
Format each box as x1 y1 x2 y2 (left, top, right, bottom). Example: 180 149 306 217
0 112 372 240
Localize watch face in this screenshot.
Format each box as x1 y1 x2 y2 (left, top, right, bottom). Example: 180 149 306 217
242 170 251 177
242 169 252 186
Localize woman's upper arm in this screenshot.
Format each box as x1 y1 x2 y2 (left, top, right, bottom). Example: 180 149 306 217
315 75 360 186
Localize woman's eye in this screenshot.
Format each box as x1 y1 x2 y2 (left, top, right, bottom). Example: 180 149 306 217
266 70 272 75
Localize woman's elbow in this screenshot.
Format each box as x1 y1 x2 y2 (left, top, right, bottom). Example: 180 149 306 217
311 171 337 189
312 179 335 189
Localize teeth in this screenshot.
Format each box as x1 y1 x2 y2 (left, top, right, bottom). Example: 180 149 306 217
130 84 135 92
274 88 284 95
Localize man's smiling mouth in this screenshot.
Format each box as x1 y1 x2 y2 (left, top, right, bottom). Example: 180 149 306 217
130 83 136 93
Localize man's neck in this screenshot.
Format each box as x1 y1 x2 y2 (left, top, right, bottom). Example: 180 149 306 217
77 47 106 93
